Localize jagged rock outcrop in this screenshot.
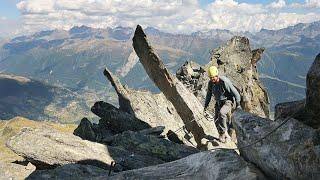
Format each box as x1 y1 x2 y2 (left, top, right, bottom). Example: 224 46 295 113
233 110 320 179
176 61 215 112
209 37 269 118
106 150 266 180
26 164 108 180
103 67 205 147
176 61 206 97
6 128 164 171
133 25 220 148
174 38 269 119
305 53 320 128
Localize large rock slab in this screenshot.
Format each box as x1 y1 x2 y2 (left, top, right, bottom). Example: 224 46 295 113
306 53 320 128
26 164 108 180
133 25 219 148
233 110 320 179
0 162 36 180
6 128 164 171
107 150 266 180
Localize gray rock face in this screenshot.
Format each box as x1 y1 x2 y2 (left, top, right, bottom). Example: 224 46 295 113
306 53 320 128
209 37 270 118
133 25 219 148
233 110 320 179
6 128 164 171
26 164 108 180
107 150 266 180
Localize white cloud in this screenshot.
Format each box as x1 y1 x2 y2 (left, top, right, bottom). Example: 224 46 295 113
13 0 320 34
304 0 320 8
290 0 320 8
267 0 286 9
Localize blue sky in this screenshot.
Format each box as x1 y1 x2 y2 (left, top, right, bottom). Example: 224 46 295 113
0 0 319 37
0 0 20 18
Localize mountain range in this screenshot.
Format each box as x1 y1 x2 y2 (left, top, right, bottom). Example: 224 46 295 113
0 21 319 121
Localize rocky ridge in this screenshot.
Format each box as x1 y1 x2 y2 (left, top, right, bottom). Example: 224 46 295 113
3 26 320 179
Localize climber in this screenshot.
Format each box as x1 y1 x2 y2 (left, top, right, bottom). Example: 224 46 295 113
204 66 241 143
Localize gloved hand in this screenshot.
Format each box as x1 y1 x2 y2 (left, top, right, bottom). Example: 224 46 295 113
236 105 242 110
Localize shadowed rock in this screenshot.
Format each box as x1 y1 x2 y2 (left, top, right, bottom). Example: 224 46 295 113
132 25 219 148
26 164 108 180
306 53 320 128
106 150 266 180
106 130 199 162
274 99 305 120
73 117 96 141
6 128 164 171
233 110 320 179
91 101 150 133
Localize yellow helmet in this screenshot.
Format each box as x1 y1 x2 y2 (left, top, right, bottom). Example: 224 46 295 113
208 66 219 78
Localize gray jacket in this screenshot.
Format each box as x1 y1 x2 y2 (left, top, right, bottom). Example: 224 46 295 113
204 76 241 109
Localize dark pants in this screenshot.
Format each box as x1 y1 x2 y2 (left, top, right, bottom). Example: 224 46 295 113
215 100 233 134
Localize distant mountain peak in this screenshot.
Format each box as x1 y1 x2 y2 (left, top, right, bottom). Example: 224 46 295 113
69 25 93 34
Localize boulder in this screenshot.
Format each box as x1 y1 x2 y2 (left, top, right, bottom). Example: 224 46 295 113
73 117 96 141
106 130 199 162
107 150 266 180
233 110 320 179
91 101 151 133
133 25 219 148
6 128 164 171
306 53 320 128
